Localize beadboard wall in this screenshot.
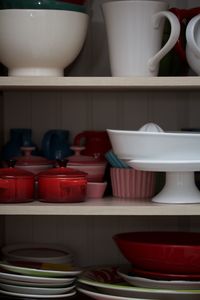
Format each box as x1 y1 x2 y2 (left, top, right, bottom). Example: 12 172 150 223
1 0 200 267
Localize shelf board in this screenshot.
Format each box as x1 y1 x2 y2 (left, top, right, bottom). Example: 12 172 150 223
0 76 200 91
0 198 200 216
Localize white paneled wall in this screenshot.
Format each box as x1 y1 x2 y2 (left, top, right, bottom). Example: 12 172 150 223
4 90 200 147
4 215 198 266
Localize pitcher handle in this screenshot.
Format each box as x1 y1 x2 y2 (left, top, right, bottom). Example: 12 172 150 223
148 11 180 73
73 131 87 146
186 14 200 59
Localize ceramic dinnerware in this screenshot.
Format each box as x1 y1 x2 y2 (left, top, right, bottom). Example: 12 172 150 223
113 231 200 274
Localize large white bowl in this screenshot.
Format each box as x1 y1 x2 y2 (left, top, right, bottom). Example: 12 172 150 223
107 129 200 161
0 9 88 76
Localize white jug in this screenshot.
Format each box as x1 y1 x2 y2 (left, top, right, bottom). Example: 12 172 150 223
102 0 180 77
186 14 200 75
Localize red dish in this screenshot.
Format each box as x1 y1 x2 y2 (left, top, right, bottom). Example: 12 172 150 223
113 231 200 275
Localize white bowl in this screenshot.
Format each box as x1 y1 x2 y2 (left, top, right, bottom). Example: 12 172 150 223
107 129 200 161
1 243 73 264
0 9 88 76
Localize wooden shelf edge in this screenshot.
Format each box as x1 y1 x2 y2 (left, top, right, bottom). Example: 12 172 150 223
0 198 200 216
0 76 200 91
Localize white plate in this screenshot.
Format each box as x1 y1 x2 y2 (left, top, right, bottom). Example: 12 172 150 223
77 285 157 300
0 270 75 286
1 243 73 264
78 265 200 298
0 277 73 287
128 159 200 172
0 289 76 298
78 283 200 300
0 282 75 295
0 261 82 278
117 266 200 290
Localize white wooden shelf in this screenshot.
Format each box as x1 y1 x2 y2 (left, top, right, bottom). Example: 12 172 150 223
0 76 200 91
0 198 199 216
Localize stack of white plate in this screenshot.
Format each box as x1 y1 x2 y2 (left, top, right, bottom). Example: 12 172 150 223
0 243 82 298
77 265 200 300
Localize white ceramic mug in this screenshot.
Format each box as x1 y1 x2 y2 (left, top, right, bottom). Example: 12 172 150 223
102 0 180 77
186 14 200 75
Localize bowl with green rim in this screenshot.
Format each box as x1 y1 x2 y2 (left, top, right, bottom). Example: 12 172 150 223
0 0 88 13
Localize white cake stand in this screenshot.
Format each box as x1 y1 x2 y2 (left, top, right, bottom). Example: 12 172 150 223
128 159 200 204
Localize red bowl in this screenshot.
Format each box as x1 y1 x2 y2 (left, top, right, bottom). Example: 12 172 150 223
113 231 200 274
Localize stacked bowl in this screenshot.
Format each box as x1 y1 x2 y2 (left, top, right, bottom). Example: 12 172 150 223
67 146 108 199
0 243 82 298
113 231 200 294
0 0 89 76
77 231 200 300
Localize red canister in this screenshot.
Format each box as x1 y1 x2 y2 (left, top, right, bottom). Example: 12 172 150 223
38 161 87 203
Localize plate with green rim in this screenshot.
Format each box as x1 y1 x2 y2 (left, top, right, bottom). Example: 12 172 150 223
0 261 82 278
77 265 200 298
0 289 76 298
0 269 75 285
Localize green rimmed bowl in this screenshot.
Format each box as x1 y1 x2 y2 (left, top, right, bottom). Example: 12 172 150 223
0 0 88 13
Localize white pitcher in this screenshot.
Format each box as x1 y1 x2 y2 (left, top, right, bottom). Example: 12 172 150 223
102 0 180 77
186 14 200 75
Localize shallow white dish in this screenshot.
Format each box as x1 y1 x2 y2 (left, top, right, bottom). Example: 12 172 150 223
0 282 75 295
107 123 200 204
0 289 76 298
0 261 82 278
117 266 200 290
1 243 73 264
0 270 75 286
77 285 156 300
107 127 200 162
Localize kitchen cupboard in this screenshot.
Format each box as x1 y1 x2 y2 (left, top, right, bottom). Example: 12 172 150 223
0 0 200 270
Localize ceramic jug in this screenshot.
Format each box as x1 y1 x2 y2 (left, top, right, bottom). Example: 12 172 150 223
161 7 200 76
1 128 36 160
185 14 200 75
41 129 72 160
102 0 180 76
73 130 111 159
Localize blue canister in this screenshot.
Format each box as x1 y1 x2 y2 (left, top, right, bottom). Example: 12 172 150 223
2 128 36 160
41 129 72 160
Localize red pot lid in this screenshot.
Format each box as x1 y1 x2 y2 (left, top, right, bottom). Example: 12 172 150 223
67 146 105 165
1 160 35 178
14 147 52 166
38 160 87 179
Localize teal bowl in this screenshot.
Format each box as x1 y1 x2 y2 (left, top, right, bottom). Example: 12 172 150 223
0 0 88 13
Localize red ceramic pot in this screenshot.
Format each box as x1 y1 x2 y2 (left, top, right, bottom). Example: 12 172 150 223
0 161 35 203
38 161 87 203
